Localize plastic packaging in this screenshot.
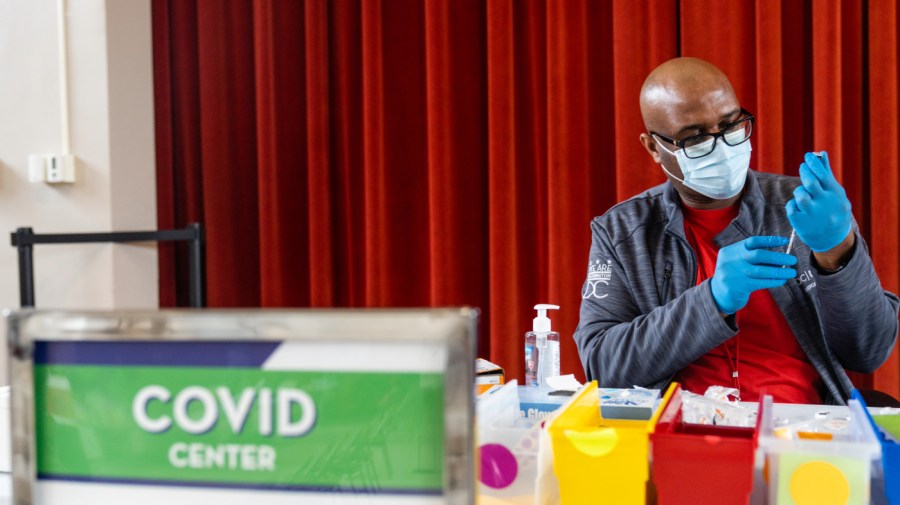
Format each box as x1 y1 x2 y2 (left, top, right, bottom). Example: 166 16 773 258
598 387 660 420
772 415 851 441
525 304 559 387
680 386 757 427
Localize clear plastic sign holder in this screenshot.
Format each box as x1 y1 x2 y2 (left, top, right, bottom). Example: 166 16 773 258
6 308 477 505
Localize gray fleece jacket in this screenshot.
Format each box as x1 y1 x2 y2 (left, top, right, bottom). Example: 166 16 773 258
574 170 899 404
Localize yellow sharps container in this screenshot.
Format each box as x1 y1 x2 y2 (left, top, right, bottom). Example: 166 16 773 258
547 381 677 504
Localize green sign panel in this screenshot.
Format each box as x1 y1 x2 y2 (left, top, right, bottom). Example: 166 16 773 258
35 363 445 492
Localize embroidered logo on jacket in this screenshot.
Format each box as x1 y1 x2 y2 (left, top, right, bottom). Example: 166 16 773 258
798 268 816 292
583 259 612 299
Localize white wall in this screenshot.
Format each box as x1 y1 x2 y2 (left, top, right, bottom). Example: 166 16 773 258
0 0 158 377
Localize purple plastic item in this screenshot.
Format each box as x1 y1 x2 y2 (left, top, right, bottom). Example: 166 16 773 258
479 443 518 489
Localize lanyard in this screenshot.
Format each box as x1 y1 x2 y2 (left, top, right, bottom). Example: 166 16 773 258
722 335 741 400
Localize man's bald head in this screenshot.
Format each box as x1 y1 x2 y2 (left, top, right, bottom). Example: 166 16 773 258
639 58 737 136
636 57 746 209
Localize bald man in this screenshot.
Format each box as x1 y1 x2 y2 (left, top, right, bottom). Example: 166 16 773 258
574 57 898 405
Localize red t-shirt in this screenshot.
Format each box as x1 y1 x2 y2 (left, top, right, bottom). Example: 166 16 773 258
675 203 822 404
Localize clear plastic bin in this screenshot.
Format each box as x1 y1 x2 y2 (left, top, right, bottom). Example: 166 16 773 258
477 381 570 505
759 394 882 505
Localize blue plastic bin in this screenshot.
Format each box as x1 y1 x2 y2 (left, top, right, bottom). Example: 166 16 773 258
851 389 900 504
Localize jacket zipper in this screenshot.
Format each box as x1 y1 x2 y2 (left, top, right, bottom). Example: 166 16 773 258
658 263 673 305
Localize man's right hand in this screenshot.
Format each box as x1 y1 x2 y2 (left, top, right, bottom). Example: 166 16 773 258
710 236 798 315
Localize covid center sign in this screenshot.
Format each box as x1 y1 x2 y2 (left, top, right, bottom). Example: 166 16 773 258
7 310 476 505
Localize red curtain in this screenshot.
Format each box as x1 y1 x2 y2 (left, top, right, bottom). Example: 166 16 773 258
153 0 900 398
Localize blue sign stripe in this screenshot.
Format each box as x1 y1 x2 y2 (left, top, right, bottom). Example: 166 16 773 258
37 473 444 496
34 341 281 367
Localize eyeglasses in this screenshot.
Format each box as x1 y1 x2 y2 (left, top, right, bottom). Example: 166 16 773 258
651 108 755 159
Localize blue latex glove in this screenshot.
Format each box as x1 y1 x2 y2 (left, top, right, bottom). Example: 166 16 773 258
786 151 852 252
710 236 798 314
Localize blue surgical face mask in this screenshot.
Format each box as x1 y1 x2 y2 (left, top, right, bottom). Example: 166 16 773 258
654 133 752 200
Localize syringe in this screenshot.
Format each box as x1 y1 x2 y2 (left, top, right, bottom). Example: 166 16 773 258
785 228 796 256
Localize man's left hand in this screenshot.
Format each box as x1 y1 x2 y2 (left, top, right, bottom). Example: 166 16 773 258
786 152 853 258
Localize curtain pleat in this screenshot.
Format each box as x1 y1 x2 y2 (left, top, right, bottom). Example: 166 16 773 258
153 0 204 308
487 0 525 380
423 0 490 355
254 0 309 307
755 0 784 175
360 0 387 306
611 0 676 200
154 0 900 398
304 0 335 308
868 0 900 396
363 0 433 307
196 0 261 307
331 0 366 308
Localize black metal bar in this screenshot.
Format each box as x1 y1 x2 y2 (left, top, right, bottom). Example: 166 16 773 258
9 224 205 308
15 228 35 308
10 228 196 246
188 223 206 308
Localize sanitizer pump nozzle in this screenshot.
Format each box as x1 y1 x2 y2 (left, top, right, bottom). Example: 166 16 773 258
525 304 561 387
533 304 559 330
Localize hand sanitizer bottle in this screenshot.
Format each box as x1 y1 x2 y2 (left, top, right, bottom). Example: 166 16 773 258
525 304 560 387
